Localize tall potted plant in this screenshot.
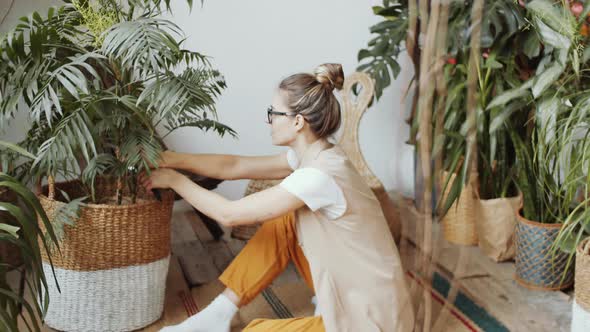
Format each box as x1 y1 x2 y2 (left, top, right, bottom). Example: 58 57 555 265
488 0 590 290
357 0 531 247
0 1 236 330
428 1 534 248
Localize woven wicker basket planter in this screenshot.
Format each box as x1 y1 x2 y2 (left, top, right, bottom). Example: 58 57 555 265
0 188 22 268
514 210 574 291
572 238 590 331
475 196 520 262
38 179 174 331
231 179 281 241
440 171 478 246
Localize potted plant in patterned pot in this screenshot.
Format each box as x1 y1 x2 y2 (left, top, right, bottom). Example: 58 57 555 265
487 0 590 290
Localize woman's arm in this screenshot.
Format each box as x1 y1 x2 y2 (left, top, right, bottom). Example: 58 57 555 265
160 151 293 180
142 168 305 226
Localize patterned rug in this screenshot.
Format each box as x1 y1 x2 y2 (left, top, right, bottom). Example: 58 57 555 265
407 269 509 332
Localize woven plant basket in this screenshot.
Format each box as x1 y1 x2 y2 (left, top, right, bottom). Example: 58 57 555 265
38 178 174 331
475 196 520 262
0 188 22 268
514 210 574 291
572 238 590 332
440 171 478 246
231 179 281 240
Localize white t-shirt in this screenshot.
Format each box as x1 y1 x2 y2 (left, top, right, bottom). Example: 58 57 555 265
279 148 347 220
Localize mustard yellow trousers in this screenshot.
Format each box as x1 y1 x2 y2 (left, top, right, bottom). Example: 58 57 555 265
219 213 325 331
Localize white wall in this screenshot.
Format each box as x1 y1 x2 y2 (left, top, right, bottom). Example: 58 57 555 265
163 0 416 199
0 0 415 199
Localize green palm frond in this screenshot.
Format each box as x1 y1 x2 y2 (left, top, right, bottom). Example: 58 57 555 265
81 153 116 202
170 118 238 139
0 5 84 61
32 109 96 175
139 68 225 126
28 52 105 126
46 193 86 248
119 128 163 172
101 18 183 78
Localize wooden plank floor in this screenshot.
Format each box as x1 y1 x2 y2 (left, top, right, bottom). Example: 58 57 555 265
398 197 573 332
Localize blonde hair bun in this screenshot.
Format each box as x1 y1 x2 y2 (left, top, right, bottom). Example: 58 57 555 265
314 63 344 91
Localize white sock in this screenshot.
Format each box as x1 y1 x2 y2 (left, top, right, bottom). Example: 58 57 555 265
311 295 321 316
160 294 238 332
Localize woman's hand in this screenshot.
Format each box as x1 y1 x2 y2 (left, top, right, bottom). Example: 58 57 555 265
148 150 176 169
140 168 182 190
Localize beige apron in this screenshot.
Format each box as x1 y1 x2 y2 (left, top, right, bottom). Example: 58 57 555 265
294 139 414 332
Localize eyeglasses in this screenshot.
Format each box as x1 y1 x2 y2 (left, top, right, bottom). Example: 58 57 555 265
266 105 296 124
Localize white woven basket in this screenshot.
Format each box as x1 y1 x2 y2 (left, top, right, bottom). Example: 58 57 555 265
38 179 174 331
572 299 590 332
42 256 170 331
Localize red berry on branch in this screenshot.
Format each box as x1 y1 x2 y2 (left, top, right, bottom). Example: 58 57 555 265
571 2 584 17
447 57 457 65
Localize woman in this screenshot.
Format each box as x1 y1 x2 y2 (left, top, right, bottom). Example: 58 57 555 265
141 64 414 332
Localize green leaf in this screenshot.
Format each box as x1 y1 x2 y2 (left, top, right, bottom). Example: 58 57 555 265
489 100 526 133
533 17 571 50
532 61 565 98
357 49 372 62
0 141 36 159
385 56 401 78
523 31 541 58
372 6 384 15
372 5 402 19
583 217 590 234
557 232 578 254
508 129 537 220
487 80 533 109
486 59 503 69
573 48 580 76
527 0 575 42
581 45 590 64
102 18 182 78
0 223 20 238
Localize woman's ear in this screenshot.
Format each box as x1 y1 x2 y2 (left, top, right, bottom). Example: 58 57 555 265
294 114 305 131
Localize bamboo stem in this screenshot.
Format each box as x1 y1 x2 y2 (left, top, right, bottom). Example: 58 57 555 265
115 147 123 205
433 0 450 215
432 1 484 331
48 174 55 200
466 0 483 190
416 0 443 328
405 0 421 143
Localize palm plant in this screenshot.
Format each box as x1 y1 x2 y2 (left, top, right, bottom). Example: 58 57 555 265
544 100 590 252
485 0 590 273
431 1 535 209
358 0 533 213
0 141 61 332
489 0 589 218
0 0 236 206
